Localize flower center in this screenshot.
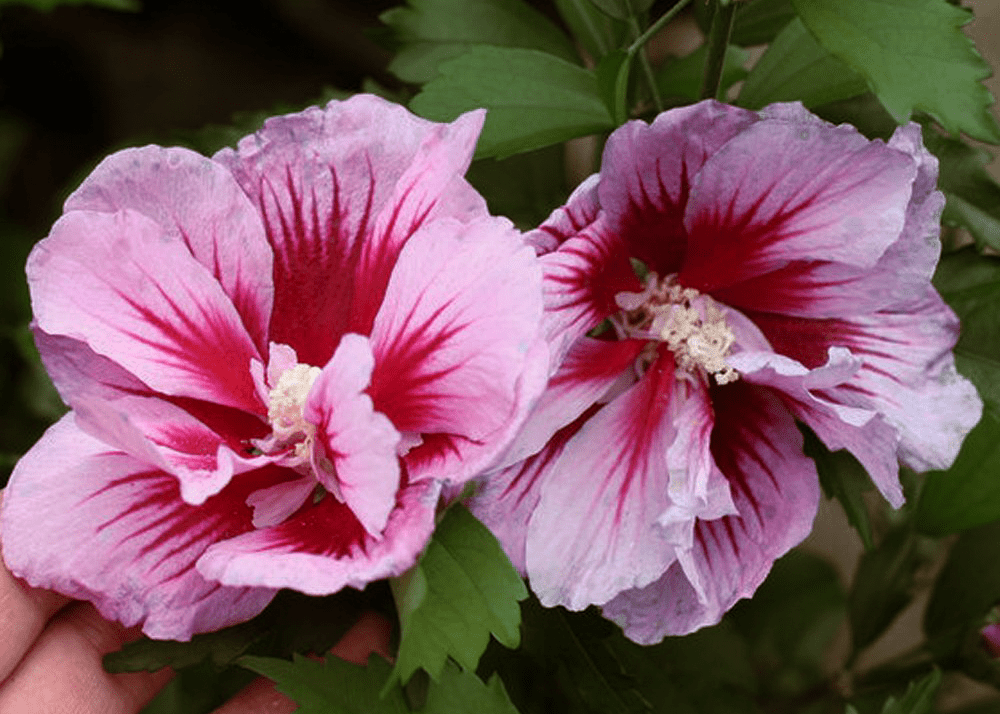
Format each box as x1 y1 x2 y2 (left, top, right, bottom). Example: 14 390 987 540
267 362 322 460
612 273 738 385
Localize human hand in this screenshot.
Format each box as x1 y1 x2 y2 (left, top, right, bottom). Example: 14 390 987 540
0 534 392 714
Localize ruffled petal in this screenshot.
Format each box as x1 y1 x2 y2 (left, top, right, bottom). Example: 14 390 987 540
196 478 440 593
215 95 488 366
1 416 282 640
28 209 264 413
525 351 724 609
34 331 272 504
599 100 758 276
748 292 981 475
305 334 400 535
526 174 600 254
494 336 645 468
730 347 903 506
680 104 917 294
602 383 820 641
540 219 639 362
63 145 274 353
467 410 595 574
702 122 944 321
368 215 547 484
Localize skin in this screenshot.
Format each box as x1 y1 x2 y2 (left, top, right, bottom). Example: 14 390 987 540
0 532 392 714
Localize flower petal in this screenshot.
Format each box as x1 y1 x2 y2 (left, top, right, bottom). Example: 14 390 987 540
492 336 645 468
599 100 758 276
28 209 264 413
731 346 904 506
468 410 595 574
368 215 547 483
215 95 488 366
602 383 820 641
1 416 281 640
305 333 401 536
699 122 945 321
680 104 917 294
526 174 600 254
196 478 440 593
63 145 274 353
34 330 272 504
540 220 639 361
748 292 981 475
525 351 719 609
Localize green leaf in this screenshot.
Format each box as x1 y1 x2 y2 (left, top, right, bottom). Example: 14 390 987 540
105 622 263 674
0 0 138 10
917 406 1000 535
586 0 654 21
388 504 528 687
506 599 757 714
730 550 846 697
595 49 630 125
792 0 1000 143
410 46 615 159
658 43 748 103
812 92 899 141
381 0 578 84
243 653 519 714
553 0 629 59
879 669 941 714
106 589 367 674
139 661 255 714
917 250 1000 534
801 426 875 550
424 663 521 714
730 0 796 46
738 17 866 110
848 527 924 654
624 623 758 712
515 600 636 714
920 131 1000 252
465 145 570 230
241 654 409 714
925 521 1000 649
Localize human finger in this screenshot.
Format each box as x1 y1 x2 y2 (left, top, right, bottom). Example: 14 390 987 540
0 491 71 684
0 601 173 714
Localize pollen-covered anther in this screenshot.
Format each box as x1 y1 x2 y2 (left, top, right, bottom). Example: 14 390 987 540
614 274 739 385
267 363 322 456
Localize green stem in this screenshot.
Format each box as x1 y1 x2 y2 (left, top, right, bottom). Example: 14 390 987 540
623 0 693 115
699 0 738 101
627 0 693 57
627 13 664 113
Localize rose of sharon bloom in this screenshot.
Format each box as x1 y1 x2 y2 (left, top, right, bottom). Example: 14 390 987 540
1 95 547 640
470 100 981 642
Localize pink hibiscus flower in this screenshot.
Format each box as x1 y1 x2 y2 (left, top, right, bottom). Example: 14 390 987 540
1 95 547 640
470 100 981 642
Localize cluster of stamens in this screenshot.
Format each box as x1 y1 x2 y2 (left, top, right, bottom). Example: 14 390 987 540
265 362 323 464
611 273 739 385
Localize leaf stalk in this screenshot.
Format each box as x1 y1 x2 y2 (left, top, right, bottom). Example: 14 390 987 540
699 0 738 100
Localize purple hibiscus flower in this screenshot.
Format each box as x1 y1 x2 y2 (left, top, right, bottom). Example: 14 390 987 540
1 95 547 640
470 100 981 642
